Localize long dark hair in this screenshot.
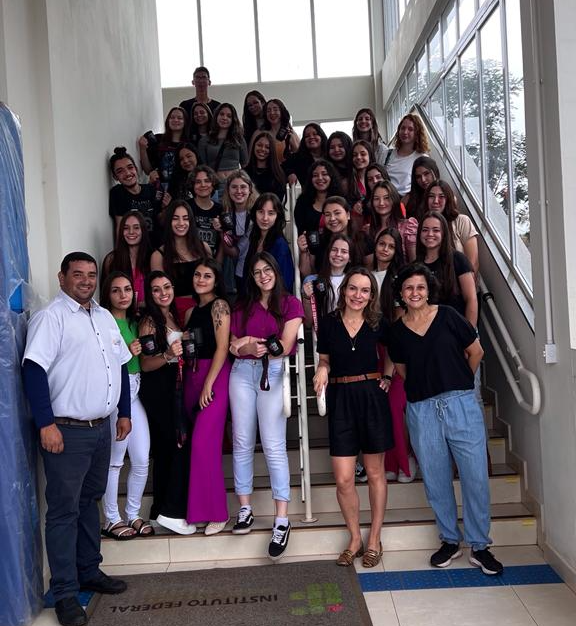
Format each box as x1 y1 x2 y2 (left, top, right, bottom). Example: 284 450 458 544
405 156 440 220
246 131 286 187
102 211 151 284
141 270 179 352
264 99 292 130
320 196 366 266
169 143 199 199
189 257 228 304
425 179 460 222
335 266 381 330
369 180 405 240
327 131 354 193
238 251 287 333
162 200 206 270
416 211 457 300
374 228 406 323
246 193 287 265
299 159 343 205
315 233 353 318
352 108 383 157
100 271 138 323
297 123 328 158
242 90 267 141
161 106 189 143
208 102 244 148
188 102 213 145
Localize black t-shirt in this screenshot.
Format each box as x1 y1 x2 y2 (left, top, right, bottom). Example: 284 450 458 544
185 298 219 359
316 311 389 377
294 196 322 235
179 97 221 119
189 199 222 256
425 251 473 317
245 164 285 202
388 305 477 403
108 183 163 247
148 139 181 183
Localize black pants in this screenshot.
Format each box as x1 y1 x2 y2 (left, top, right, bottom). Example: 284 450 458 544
140 364 190 520
40 419 110 601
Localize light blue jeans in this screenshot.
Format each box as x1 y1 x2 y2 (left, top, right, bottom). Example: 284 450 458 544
229 358 290 502
407 389 492 551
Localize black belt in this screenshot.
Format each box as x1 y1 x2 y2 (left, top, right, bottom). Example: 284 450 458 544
54 416 109 428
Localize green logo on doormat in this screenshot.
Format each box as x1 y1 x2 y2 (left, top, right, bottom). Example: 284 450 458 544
290 583 344 615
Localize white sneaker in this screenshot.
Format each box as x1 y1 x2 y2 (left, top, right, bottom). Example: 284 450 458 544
398 456 418 483
204 518 230 536
156 515 197 535
385 471 398 481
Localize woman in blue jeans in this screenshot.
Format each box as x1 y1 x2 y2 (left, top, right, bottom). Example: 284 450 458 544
229 252 303 561
387 263 503 576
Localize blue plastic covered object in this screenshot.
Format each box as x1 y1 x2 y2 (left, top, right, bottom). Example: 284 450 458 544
0 103 43 624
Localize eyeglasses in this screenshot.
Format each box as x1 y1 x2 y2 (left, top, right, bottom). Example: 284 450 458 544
253 266 274 278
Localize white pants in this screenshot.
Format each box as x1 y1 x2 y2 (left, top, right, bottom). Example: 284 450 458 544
103 373 150 523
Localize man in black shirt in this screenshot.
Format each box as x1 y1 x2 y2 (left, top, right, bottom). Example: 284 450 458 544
108 148 170 247
179 66 221 119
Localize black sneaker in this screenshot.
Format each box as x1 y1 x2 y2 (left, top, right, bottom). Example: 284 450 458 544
268 522 291 560
355 462 368 483
54 597 87 626
430 542 463 568
232 506 254 535
469 548 504 575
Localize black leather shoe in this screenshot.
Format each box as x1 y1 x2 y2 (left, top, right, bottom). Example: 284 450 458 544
54 597 87 626
80 570 127 594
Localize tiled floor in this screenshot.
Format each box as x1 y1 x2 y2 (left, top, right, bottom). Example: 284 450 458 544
31 546 576 626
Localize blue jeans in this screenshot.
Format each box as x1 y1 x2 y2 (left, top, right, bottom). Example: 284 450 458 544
41 418 111 600
229 358 290 502
407 389 491 551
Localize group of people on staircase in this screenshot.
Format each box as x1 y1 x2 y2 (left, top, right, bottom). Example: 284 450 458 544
22 65 501 626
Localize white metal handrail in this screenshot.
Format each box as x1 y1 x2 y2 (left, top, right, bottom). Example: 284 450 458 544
479 277 541 415
286 184 317 523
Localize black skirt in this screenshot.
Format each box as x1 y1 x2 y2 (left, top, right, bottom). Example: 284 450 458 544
327 379 394 456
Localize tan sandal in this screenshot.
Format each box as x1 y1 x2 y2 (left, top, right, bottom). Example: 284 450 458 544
362 542 383 568
336 546 364 567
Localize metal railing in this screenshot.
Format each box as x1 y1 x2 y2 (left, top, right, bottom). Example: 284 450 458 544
479 279 541 415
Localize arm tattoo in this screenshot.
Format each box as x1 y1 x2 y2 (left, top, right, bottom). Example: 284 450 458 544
212 299 230 329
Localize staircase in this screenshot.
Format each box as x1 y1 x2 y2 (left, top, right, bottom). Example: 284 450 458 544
101 369 538 570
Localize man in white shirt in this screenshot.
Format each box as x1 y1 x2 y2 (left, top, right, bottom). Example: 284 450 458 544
23 252 132 626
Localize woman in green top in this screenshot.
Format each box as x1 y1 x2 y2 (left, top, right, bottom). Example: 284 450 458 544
100 271 154 539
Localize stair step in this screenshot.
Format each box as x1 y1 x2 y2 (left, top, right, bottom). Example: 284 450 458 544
101 503 536 567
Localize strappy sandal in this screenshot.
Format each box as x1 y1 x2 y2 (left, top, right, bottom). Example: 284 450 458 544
362 542 383 568
101 520 137 541
336 545 364 567
128 517 155 537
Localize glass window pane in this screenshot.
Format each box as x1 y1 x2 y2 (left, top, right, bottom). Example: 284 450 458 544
407 65 417 105
430 83 445 140
506 0 530 285
459 0 476 35
481 7 510 252
398 0 405 22
156 0 200 88
445 63 462 166
387 107 395 141
257 0 313 81
400 79 408 115
416 48 428 95
200 0 257 84
443 1 458 58
429 26 442 81
314 0 371 77
461 38 483 202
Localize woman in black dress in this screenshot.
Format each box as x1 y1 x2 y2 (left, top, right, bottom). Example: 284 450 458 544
313 267 394 568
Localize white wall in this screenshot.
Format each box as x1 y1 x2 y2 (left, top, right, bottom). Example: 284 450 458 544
163 75 375 128
0 0 163 302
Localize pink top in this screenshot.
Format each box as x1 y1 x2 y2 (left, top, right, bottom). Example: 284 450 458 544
231 295 304 357
132 267 146 307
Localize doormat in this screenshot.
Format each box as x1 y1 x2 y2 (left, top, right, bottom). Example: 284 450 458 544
88 560 372 626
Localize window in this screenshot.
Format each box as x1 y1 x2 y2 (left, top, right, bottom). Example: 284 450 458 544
459 0 476 35
257 0 314 81
442 1 458 58
156 0 371 86
428 26 442 83
461 38 483 201
445 63 462 166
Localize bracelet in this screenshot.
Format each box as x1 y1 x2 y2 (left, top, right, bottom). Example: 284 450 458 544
382 374 393 381
162 352 169 363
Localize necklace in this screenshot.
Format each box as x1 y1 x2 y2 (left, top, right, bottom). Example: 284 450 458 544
342 316 363 351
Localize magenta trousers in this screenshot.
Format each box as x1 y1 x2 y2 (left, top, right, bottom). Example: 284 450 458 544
184 358 231 523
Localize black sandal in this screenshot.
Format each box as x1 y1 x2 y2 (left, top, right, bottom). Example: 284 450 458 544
101 520 137 541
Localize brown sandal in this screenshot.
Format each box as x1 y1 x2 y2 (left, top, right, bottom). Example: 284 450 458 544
362 542 383 568
336 546 364 567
